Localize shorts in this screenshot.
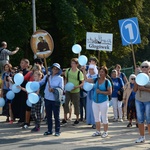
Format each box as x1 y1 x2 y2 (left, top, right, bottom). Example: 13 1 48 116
135 100 150 124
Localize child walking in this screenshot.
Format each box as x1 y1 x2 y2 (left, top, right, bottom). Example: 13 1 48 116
30 71 43 132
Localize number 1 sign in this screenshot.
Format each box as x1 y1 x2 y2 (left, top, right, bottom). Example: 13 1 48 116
118 17 141 46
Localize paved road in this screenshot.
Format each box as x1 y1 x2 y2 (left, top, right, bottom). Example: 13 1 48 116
0 107 150 150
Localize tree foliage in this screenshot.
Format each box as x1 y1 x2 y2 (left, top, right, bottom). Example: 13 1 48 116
0 0 150 68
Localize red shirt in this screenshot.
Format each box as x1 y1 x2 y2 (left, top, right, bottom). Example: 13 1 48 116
24 71 34 81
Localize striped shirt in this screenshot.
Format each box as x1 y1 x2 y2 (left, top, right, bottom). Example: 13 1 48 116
0 48 13 61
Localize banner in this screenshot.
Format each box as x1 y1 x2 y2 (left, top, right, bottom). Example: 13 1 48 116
86 32 113 51
30 30 54 58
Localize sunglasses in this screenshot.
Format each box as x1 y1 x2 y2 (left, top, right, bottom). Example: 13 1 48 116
131 78 135 80
141 66 149 68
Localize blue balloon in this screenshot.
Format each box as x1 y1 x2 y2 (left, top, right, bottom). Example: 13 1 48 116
83 82 94 91
26 82 33 93
6 91 15 100
26 99 32 107
78 55 88 66
0 97 5 107
14 73 24 85
30 81 40 92
72 44 82 54
12 84 21 93
136 73 149 86
65 82 74 91
28 93 39 104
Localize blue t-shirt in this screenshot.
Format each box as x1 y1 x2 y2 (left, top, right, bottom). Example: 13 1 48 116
93 79 112 103
111 77 124 98
120 72 126 84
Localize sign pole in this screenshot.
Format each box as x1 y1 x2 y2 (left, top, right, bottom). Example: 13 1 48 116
130 43 136 70
98 50 100 67
32 0 37 59
43 54 50 88
78 53 80 57
43 54 48 75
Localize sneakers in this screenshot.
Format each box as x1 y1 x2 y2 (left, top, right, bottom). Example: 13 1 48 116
54 132 60 136
135 136 145 143
18 122 25 127
127 123 132 127
22 123 29 129
101 132 108 138
92 131 108 138
61 119 67 126
113 118 118 122
43 131 53 136
118 118 123 122
92 124 96 129
31 126 40 132
9 120 13 124
92 131 101 137
74 120 79 125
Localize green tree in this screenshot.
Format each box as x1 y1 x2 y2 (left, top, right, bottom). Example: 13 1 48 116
0 0 150 69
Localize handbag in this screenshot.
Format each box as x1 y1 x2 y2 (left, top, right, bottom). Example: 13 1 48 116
117 88 124 101
53 88 63 106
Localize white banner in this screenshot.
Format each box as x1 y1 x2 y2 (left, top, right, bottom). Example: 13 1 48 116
86 32 113 51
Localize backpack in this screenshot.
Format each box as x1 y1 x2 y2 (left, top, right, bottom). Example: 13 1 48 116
66 68 81 84
53 87 63 106
67 68 87 96
94 75 113 101
117 77 124 101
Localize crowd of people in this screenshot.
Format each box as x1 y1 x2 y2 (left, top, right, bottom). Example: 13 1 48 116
0 41 150 143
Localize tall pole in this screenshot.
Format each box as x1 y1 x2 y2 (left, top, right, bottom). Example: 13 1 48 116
32 0 37 58
98 50 100 67
32 0 36 32
130 41 136 70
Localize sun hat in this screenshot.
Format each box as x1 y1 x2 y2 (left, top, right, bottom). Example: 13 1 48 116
49 63 62 75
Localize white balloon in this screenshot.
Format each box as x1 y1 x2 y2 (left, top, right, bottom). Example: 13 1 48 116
78 55 88 66
72 44 82 54
12 84 21 93
83 82 94 91
28 93 39 104
65 82 74 91
14 73 24 85
6 91 15 100
26 82 34 93
26 99 32 107
136 73 149 86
